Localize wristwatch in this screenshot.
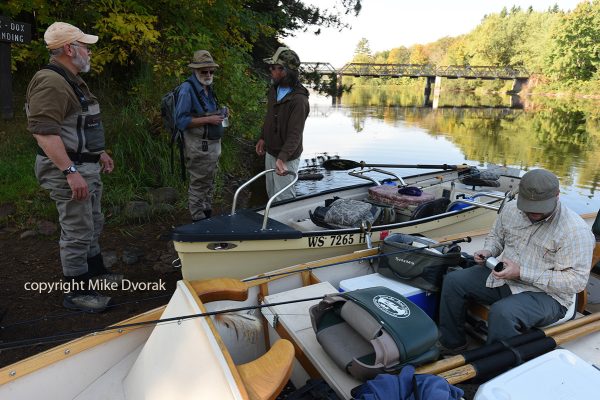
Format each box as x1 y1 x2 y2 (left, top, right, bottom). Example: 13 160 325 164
62 164 78 176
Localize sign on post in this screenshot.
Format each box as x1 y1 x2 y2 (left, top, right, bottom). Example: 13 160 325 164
0 16 32 119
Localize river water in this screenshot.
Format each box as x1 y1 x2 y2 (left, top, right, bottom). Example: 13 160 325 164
295 87 600 215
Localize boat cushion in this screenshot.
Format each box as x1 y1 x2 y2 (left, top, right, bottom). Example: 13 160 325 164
368 186 435 218
378 233 462 292
310 286 439 381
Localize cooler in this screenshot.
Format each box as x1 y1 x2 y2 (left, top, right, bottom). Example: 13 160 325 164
339 273 438 319
474 349 600 400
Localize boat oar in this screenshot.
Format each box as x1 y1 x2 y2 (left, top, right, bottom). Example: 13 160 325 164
321 158 467 171
416 311 600 375
439 319 600 385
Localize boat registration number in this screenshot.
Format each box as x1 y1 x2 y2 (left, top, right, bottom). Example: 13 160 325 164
308 233 367 248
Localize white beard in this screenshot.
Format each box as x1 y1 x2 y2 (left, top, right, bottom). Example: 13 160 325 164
72 50 90 73
195 71 213 86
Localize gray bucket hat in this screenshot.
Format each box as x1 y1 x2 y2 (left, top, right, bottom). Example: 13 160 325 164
188 50 219 69
517 169 560 213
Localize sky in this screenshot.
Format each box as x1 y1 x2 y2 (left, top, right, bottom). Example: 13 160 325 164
284 0 583 67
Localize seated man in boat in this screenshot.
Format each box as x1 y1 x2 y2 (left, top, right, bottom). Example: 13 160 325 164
438 169 595 354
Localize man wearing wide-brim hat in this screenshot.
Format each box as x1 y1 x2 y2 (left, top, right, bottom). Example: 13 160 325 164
438 168 595 355
256 46 309 201
26 21 121 313
175 50 228 221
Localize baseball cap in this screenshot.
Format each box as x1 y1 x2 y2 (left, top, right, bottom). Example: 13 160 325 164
44 22 98 50
263 47 301 70
517 169 560 213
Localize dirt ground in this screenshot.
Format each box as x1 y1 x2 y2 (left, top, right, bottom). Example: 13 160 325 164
0 210 194 368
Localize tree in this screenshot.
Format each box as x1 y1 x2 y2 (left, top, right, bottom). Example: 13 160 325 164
547 0 600 81
387 47 410 64
353 37 373 62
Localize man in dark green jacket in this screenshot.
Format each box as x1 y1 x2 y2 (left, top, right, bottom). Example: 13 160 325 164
256 47 309 201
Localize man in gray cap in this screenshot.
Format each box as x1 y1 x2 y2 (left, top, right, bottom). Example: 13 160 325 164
438 168 595 353
175 50 226 221
26 22 120 312
256 47 309 201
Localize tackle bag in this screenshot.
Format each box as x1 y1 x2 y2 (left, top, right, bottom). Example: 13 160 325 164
309 198 383 229
309 286 439 381
458 166 500 188
377 233 462 292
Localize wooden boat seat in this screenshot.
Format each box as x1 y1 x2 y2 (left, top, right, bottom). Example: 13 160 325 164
237 339 295 400
262 282 362 400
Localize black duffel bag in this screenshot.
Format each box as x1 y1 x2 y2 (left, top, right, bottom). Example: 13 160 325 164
377 233 462 292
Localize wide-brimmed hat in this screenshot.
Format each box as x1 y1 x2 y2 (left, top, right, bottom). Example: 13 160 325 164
263 47 301 71
44 22 98 50
517 169 560 214
188 50 219 69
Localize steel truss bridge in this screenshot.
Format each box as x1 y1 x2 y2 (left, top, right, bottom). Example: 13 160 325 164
300 62 529 108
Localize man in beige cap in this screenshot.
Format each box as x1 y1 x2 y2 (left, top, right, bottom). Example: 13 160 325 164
438 168 595 354
25 22 120 313
175 50 227 221
256 47 309 201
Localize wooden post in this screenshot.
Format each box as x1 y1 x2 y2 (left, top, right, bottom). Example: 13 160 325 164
0 41 12 119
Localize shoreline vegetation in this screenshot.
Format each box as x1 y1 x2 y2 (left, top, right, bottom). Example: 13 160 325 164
1 1 599 227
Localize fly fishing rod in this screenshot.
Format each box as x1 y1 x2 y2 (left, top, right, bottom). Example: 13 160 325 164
416 311 600 375
439 319 600 385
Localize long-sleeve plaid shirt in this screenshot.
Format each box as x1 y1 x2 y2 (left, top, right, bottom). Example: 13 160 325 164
484 201 595 308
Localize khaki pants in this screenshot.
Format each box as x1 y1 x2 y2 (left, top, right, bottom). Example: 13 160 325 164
35 155 103 277
265 153 300 201
184 132 221 220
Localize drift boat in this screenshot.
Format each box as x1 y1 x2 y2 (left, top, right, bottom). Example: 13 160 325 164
173 160 521 280
1 213 598 399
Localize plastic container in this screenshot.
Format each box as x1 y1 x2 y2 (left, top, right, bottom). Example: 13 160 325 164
475 349 600 400
339 273 438 319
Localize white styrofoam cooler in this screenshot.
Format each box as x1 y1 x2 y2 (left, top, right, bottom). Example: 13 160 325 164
475 349 600 400
339 273 438 319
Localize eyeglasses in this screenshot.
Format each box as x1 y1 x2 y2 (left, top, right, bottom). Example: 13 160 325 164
269 65 285 71
199 70 215 75
70 43 91 53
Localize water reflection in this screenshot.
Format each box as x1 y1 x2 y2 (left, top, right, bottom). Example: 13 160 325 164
297 87 600 213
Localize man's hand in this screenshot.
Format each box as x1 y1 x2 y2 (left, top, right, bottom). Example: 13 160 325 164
67 173 89 200
473 249 492 265
255 138 265 156
100 152 114 173
492 258 520 280
275 158 287 175
205 114 224 125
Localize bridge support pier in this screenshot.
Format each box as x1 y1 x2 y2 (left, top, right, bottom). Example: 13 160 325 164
508 78 528 94
423 77 435 106
432 76 442 109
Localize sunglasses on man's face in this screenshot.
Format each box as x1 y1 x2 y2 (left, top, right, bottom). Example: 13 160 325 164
269 65 285 71
199 70 215 75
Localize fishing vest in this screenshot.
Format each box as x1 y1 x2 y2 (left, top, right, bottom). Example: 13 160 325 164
182 79 223 141
378 233 462 292
26 64 105 155
309 286 439 381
